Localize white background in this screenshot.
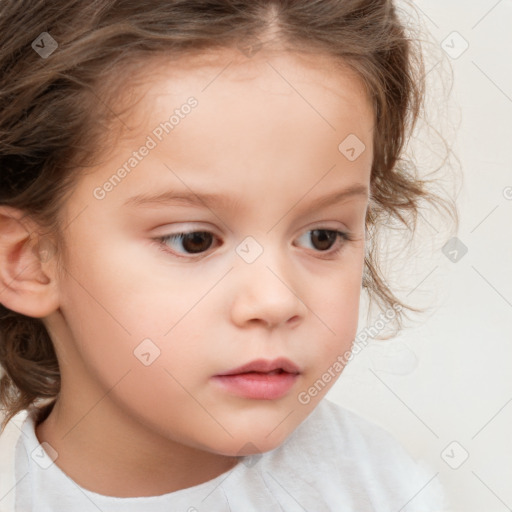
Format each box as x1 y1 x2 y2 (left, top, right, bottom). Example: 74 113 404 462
328 1 512 511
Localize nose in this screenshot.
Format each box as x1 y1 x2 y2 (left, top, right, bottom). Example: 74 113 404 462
229 247 307 329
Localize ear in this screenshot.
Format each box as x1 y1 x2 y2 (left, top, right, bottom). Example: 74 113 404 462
0 206 59 318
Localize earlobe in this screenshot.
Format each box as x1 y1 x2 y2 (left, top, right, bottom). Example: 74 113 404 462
0 206 59 318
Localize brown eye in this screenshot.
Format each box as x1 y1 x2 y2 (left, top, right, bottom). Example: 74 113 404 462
296 229 346 253
161 231 215 255
309 229 338 251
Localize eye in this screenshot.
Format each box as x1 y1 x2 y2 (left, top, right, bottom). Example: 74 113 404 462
157 231 218 257
294 229 352 257
155 228 353 260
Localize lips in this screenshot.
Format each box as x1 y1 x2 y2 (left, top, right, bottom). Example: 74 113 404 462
212 357 301 400
216 357 301 376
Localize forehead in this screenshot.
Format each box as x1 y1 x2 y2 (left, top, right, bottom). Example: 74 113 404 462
70 48 374 218
116 47 374 140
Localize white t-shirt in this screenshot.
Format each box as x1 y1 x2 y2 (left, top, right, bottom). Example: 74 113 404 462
7 398 447 511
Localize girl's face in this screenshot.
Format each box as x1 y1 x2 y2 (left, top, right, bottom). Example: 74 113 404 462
48 49 373 457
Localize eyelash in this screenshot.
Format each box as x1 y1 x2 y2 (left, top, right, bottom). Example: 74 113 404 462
154 228 355 260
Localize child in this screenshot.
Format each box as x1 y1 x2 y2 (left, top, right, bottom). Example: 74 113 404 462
0 0 456 510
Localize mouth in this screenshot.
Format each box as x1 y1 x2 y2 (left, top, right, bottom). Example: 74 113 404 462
212 358 301 400
216 357 301 377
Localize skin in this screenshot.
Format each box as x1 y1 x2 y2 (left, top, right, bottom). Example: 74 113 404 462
8 48 374 497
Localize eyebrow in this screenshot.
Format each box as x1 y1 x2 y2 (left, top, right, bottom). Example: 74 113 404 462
123 183 369 212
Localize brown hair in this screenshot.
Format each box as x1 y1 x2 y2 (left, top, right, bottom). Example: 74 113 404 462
0 0 458 431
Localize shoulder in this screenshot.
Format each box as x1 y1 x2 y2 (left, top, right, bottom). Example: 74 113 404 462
298 398 418 461
293 397 408 456
305 398 414 458
0 408 28 447
0 409 29 461
280 398 448 511
0 409 29 510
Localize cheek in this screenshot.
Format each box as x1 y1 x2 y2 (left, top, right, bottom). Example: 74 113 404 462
313 292 360 373
57 271 225 446
302 254 364 383
58 270 199 384
57 233 224 386
317 251 364 333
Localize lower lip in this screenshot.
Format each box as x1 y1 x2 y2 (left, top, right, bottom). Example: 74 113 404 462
211 372 299 400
